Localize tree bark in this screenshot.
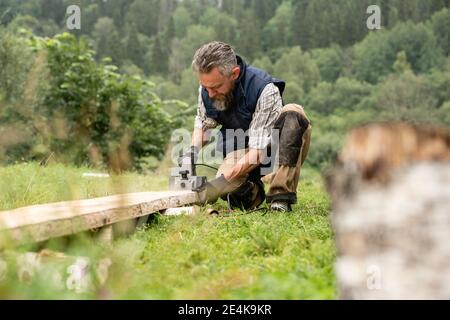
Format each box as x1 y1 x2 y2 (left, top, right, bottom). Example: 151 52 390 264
327 123 450 299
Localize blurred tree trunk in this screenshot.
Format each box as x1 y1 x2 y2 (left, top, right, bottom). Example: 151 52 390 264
327 123 450 299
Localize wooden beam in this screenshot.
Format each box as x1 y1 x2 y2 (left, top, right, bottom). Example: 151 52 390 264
0 191 198 249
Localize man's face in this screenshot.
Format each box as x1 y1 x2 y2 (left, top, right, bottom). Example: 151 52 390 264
198 66 240 101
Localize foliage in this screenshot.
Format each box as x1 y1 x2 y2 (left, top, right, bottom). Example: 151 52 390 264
3 0 448 79
261 2 294 52
1 30 179 170
307 78 373 114
38 33 177 170
429 8 450 56
374 70 442 123
0 27 34 103
168 25 216 83
353 21 445 83
311 46 347 83
272 46 321 104
2 2 450 170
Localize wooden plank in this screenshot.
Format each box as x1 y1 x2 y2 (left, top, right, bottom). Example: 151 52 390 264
0 191 198 248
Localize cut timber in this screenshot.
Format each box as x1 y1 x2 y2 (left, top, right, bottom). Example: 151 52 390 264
94 225 114 245
327 123 450 299
0 191 198 249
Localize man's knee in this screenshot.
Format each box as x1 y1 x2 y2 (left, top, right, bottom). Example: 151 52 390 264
281 104 308 118
275 109 310 167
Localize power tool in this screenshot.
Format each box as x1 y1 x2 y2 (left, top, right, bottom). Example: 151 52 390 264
169 160 207 191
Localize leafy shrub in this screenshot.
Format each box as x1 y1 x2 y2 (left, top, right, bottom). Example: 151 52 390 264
0 31 179 170
353 22 444 83
307 78 373 114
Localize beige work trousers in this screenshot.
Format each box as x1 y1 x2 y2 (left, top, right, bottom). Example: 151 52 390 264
216 104 312 208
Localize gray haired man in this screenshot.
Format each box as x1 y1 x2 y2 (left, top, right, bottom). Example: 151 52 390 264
180 41 312 212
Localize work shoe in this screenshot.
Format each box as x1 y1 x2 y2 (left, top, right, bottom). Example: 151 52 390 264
270 201 292 212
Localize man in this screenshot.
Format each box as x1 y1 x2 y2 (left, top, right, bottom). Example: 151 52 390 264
180 41 312 212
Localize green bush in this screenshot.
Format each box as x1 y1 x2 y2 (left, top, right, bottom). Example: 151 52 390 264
429 8 450 56
33 33 177 170
0 28 34 103
373 70 439 123
353 22 444 83
436 101 450 125
0 31 179 170
306 130 343 171
311 46 346 83
307 78 373 114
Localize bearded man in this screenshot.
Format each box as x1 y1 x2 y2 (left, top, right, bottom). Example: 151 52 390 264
179 41 312 212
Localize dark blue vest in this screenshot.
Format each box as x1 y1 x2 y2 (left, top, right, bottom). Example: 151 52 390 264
201 56 285 156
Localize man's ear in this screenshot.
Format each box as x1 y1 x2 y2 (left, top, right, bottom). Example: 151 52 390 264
231 66 240 80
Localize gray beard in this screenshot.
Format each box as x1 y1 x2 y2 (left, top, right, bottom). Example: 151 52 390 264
212 91 234 112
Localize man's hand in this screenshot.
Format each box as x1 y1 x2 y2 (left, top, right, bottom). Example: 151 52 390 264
178 146 199 167
223 149 264 181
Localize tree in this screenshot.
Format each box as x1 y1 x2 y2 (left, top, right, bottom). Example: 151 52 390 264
393 51 412 74
124 23 144 69
125 0 160 37
430 8 450 56
8 14 59 37
388 22 444 73
235 9 262 60
353 21 445 83
33 0 67 25
199 7 237 44
261 2 294 51
251 56 275 76
311 45 346 83
173 6 193 38
149 35 167 75
274 46 321 97
92 17 122 65
0 28 33 103
157 0 177 33
249 0 279 24
91 0 131 29
427 69 450 108
168 25 216 83
33 33 174 170
374 71 439 122
291 0 310 49
307 78 373 114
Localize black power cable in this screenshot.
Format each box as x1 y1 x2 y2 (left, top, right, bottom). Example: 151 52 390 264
194 163 219 171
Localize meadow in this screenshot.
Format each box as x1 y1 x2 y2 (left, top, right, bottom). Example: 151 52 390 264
0 162 335 299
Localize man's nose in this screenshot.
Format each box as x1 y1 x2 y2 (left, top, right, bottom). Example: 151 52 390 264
207 88 217 98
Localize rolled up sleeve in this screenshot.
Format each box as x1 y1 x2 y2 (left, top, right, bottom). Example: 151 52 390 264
248 83 283 150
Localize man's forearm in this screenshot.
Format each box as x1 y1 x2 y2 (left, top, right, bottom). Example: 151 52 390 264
223 148 264 181
192 127 209 150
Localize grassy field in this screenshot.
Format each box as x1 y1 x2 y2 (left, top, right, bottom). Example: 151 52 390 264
0 162 336 299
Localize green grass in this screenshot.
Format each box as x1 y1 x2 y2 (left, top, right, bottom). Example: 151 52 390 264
0 162 336 299
0 162 168 211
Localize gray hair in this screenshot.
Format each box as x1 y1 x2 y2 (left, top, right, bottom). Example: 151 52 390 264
192 41 238 77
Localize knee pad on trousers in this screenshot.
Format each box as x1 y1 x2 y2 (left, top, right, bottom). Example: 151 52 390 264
274 111 310 167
